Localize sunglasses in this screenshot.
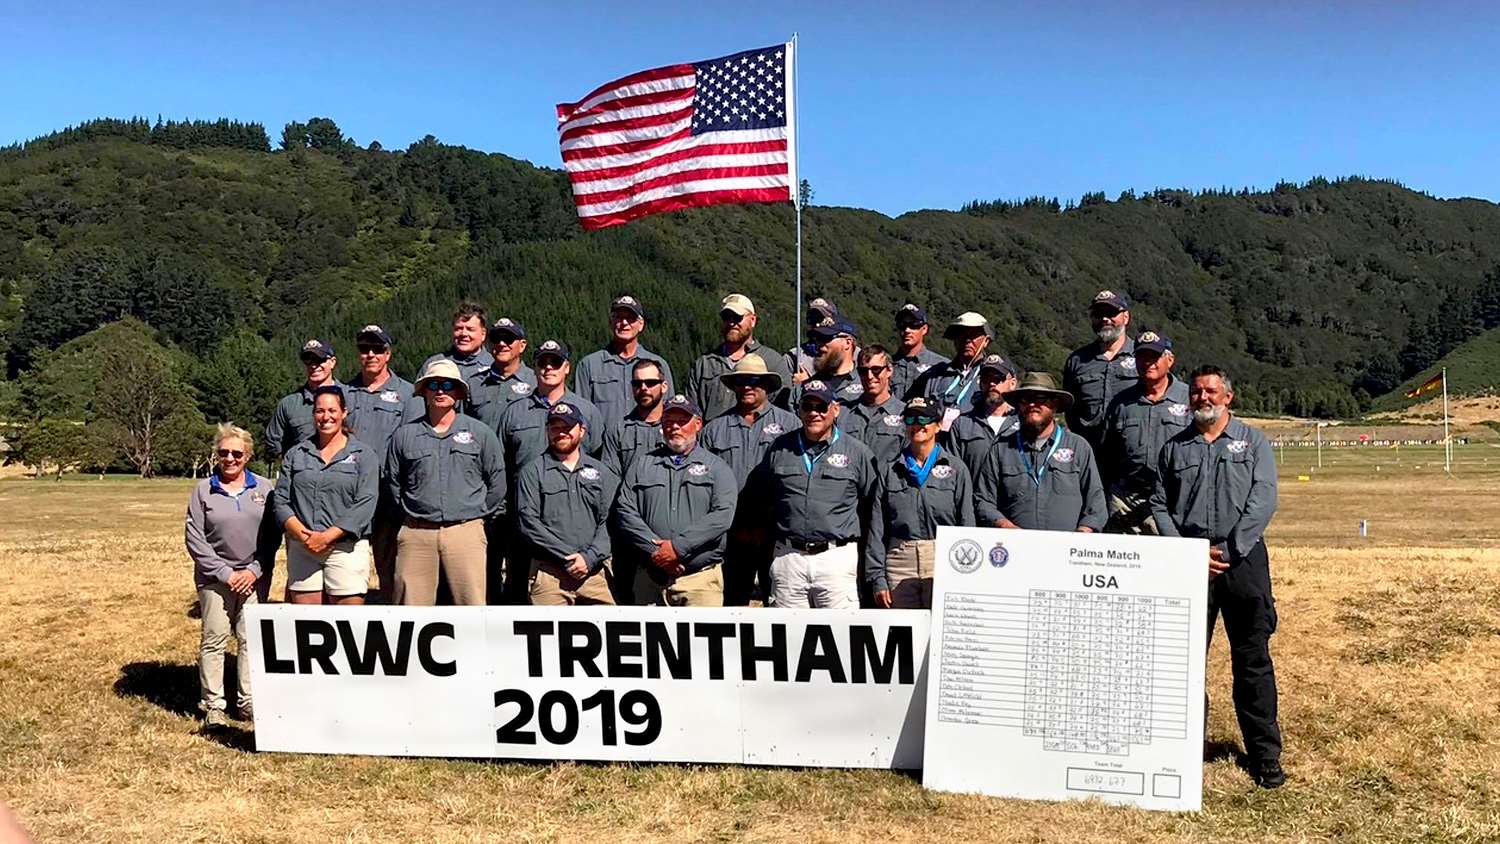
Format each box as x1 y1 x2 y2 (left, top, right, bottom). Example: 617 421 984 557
300 356 330 366
719 311 747 324
427 379 459 393
216 449 245 460
631 378 664 388
536 358 566 370
356 344 388 355
732 376 773 388
903 415 940 426
799 402 832 414
492 334 522 345
856 365 890 376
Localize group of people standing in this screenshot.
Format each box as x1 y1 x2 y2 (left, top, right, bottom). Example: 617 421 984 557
183 287 1285 788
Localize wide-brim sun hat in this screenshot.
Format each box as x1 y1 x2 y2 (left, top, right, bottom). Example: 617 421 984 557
1002 371 1073 410
414 357 469 400
720 354 784 393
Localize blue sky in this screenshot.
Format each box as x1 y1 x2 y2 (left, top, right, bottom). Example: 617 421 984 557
4 1 1498 215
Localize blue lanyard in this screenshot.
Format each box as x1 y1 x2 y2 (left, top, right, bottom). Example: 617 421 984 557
798 430 840 474
941 363 980 407
903 445 941 487
1017 426 1064 487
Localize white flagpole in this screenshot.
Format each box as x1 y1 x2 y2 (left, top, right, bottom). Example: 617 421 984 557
788 33 802 354
1442 367 1451 473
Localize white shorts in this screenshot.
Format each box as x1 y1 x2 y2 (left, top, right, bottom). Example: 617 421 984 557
287 537 372 597
770 543 859 608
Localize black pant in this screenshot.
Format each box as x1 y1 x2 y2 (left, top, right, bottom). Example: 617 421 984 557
1206 540 1282 762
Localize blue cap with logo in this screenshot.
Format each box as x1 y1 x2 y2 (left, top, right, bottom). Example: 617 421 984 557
1135 330 1173 354
661 393 702 419
547 402 587 428
810 316 859 342
1089 289 1131 312
798 379 837 406
896 303 929 326
356 325 393 346
534 339 571 363
299 339 335 362
490 317 526 340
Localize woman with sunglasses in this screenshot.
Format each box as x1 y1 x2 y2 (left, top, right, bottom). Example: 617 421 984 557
272 385 379 605
185 424 280 726
865 397 976 609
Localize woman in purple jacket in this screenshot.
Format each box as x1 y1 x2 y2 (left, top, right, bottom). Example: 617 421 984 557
184 423 280 727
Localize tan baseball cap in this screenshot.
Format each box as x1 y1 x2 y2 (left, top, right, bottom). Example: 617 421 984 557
720 294 756 316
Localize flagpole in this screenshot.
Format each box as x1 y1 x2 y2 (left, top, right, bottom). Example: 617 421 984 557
1442 367 1451 473
790 32 803 355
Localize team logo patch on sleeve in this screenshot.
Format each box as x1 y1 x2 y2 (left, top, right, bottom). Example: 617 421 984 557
1227 439 1249 454
687 463 709 476
1052 448 1075 464
453 431 474 445
579 467 600 481
826 453 850 468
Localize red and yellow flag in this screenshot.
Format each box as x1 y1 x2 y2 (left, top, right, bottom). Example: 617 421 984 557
1404 372 1443 399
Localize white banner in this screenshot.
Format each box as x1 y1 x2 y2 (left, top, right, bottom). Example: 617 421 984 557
247 605 929 769
922 527 1208 812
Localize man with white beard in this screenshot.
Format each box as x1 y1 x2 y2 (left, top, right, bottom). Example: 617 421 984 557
1063 289 1138 454
615 395 738 607
1150 365 1284 790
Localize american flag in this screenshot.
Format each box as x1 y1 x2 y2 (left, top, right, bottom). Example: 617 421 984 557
556 42 797 230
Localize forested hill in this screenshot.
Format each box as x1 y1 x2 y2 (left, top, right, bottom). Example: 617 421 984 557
5 116 1500 457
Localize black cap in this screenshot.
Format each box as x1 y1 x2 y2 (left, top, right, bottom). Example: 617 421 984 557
902 396 943 424
979 353 1018 379
534 339 571 363
896 303 929 326
490 317 526 339
547 402 587 428
1090 289 1131 312
1135 330 1173 354
356 325 393 347
299 339 335 362
611 294 645 319
661 393 702 419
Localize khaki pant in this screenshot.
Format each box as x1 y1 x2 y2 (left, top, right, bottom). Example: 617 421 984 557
635 564 725 607
1106 488 1161 535
885 539 936 609
394 518 487 606
530 558 616 606
198 581 255 715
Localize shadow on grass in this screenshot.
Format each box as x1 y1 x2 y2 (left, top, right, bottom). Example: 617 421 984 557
113 659 256 751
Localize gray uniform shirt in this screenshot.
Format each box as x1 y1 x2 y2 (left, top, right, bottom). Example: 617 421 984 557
384 414 507 524
615 444 739 576
602 413 662 478
975 425 1107 532
423 347 495 386
943 405 1020 481
573 345 674 423
1063 336 1138 449
700 402 800 489
840 396 908 469
687 340 794 420
516 451 618 572
906 358 983 410
1150 416 1278 561
467 364 537 425
495 390 605 473
185 472 280 587
1102 377 1191 496
890 346 947 401
747 430 878 555
866 448 976 591
345 372 423 460
787 369 863 410
271 437 380 538
265 382 340 458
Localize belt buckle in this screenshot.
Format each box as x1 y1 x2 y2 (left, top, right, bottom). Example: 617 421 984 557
805 540 829 555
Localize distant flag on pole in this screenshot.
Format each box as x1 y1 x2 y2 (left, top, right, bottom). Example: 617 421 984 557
556 43 797 230
1404 372 1444 399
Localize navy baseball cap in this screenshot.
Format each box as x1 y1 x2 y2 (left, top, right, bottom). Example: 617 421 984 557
979 353 1019 379
490 317 526 339
1135 330 1173 354
902 396 943 424
810 317 858 342
611 294 645 319
798 380 837 406
1090 289 1131 312
299 339 335 362
534 339 571 363
896 303 929 326
356 325 393 347
661 393 702 420
547 402 587 428
807 297 839 321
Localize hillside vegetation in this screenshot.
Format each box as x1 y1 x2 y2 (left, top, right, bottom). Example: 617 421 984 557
4 116 1500 473
1376 325 1500 412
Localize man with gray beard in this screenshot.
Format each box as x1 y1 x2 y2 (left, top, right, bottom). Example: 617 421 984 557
615 395 738 607
1063 289 1137 454
1150 365 1283 789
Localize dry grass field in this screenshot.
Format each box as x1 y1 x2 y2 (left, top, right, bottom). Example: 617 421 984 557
3 444 1500 843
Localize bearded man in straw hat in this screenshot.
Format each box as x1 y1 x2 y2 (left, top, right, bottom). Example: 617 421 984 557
974 372 1107 533
384 358 507 605
701 354 800 604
